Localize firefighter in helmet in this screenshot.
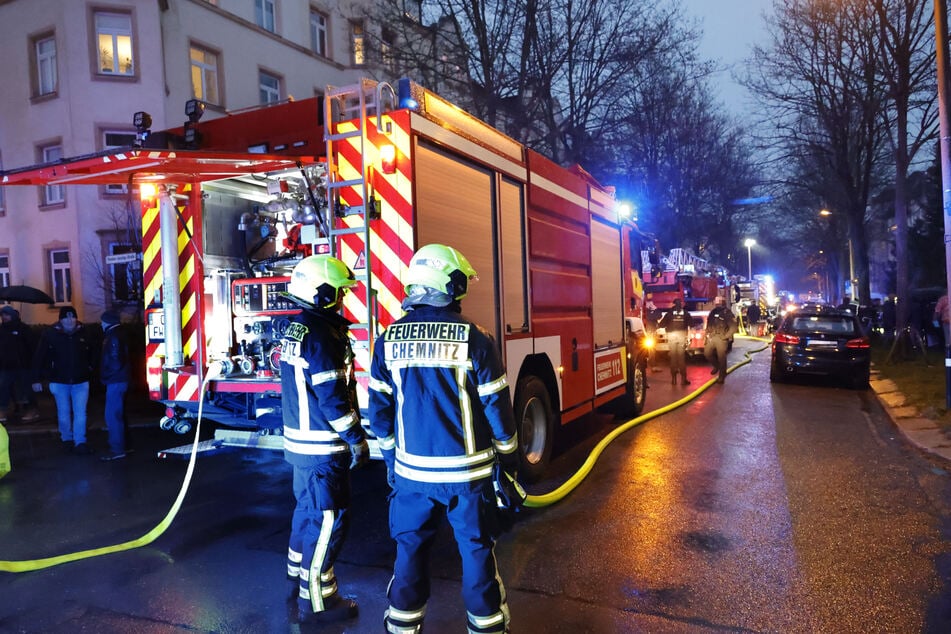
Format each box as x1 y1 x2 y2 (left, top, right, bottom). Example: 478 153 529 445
658 297 692 385
279 254 369 625
369 243 519 634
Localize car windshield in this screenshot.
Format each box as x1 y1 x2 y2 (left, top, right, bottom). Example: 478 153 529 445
789 315 856 336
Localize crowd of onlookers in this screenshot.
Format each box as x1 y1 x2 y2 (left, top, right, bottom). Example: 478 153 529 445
0 305 131 460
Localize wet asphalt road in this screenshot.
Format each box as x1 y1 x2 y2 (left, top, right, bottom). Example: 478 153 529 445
2 339 951 633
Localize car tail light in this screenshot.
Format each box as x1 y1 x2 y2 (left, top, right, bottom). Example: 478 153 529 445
846 337 870 349
774 332 800 345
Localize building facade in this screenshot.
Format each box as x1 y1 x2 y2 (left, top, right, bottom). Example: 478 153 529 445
0 0 376 324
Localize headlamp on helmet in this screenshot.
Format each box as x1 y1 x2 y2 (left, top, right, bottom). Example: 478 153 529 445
285 254 358 309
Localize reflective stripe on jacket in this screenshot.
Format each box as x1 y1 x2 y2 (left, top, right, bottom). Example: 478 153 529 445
369 305 517 491
280 308 364 467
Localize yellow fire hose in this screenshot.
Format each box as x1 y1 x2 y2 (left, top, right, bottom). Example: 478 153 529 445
0 365 224 573
524 336 771 508
0 338 771 572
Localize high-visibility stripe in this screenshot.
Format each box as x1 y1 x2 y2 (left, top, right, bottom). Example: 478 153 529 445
283 438 349 455
328 411 359 433
468 611 505 628
311 369 346 385
459 366 475 454
395 446 495 468
309 510 334 612
478 375 508 397
368 377 392 394
394 462 494 483
284 427 347 442
493 437 518 454
387 605 426 622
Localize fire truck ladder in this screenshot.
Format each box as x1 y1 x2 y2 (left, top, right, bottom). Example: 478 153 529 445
323 79 397 360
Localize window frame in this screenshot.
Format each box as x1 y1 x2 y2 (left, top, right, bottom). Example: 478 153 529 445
0 253 9 289
189 43 222 106
48 248 72 305
255 0 276 33
350 19 365 66
310 9 329 58
35 34 58 96
259 70 282 105
94 10 135 77
39 144 65 207
101 129 137 195
107 241 141 303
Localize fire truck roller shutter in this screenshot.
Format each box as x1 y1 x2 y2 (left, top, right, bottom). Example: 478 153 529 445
590 217 623 348
413 139 502 343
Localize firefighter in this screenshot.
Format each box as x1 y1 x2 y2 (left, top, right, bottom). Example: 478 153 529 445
369 243 519 634
659 298 691 385
704 296 737 384
279 254 369 625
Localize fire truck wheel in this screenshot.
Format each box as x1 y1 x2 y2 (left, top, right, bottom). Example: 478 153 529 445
173 420 193 435
613 358 647 418
514 376 554 484
159 416 175 431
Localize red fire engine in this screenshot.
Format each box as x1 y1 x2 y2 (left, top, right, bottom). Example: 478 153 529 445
1 79 655 480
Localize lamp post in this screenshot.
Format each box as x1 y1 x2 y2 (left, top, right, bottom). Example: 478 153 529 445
819 209 854 300
744 238 756 280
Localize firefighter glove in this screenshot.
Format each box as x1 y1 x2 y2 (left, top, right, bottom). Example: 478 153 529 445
349 439 369 470
386 467 396 489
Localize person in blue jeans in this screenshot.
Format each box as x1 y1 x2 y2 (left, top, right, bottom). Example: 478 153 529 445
32 306 96 454
99 310 130 461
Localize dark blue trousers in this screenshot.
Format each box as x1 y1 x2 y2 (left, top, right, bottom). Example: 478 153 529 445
385 486 509 634
287 458 350 614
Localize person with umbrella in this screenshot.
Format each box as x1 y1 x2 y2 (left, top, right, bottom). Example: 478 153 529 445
32 306 96 454
0 306 40 423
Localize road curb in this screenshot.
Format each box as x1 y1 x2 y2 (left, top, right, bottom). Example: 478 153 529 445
870 375 951 463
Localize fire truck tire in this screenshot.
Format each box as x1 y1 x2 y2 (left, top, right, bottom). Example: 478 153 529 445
173 420 193 435
514 376 554 484
613 358 647 418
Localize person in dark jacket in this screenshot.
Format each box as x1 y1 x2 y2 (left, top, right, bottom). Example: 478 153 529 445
704 296 737 384
32 306 96 454
0 305 40 423
279 255 368 625
370 243 518 634
99 310 130 461
658 298 692 386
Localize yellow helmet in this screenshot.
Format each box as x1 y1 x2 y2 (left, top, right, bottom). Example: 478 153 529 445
405 244 477 300
286 254 358 309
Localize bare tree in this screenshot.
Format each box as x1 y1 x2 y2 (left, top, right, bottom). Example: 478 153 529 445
83 198 144 315
746 0 888 306
870 0 937 332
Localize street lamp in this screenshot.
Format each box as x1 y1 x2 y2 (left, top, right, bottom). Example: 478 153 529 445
743 238 756 280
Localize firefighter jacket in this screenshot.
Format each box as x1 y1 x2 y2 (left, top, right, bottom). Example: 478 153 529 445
658 307 692 334
368 304 518 493
279 307 365 468
32 322 95 385
705 306 737 338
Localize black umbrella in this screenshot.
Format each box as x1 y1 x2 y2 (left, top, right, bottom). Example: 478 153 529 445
0 285 55 304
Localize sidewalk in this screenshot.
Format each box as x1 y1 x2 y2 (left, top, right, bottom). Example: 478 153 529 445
2 387 165 441
870 371 951 463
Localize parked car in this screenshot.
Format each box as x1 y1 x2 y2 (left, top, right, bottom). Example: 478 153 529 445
770 306 871 389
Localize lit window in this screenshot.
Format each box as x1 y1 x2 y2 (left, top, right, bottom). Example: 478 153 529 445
103 130 137 194
255 0 276 32
41 145 64 205
190 45 220 105
49 248 71 304
0 253 9 288
96 12 134 75
310 10 328 57
36 36 57 95
259 71 281 104
351 21 365 66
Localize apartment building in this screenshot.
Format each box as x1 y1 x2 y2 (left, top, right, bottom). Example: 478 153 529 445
0 0 377 324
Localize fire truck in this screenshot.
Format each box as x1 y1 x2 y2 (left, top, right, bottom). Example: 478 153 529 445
645 248 726 356
1 79 654 481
